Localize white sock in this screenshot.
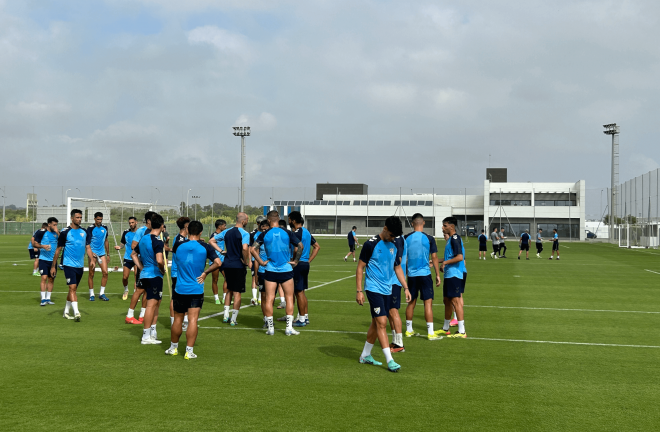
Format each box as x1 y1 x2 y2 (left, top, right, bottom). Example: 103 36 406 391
252 288 258 299
286 315 293 330
139 307 146 318
71 301 79 315
391 330 396 340
382 348 393 363
89 289 94 297
452 312 457 320
170 316 174 325
184 315 188 323
353 258 356 262
344 254 349 259
224 306 230 319
280 296 285 304
361 341 374 358
46 291 51 300
231 309 239 322
142 329 150 340
427 322 434 335
65 301 71 314
258 292 262 301
186 346 193 354
406 320 413 333
123 285 128 292
41 291 46 300
170 342 178 350
458 320 465 334
100 286 105 295
127 308 134 318
150 324 157 338
266 316 274 330
443 319 450 331
395 333 403 346
214 294 219 301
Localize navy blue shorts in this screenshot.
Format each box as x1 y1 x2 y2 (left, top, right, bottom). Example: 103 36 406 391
293 262 310 292
171 277 177 291
123 259 135 270
408 274 434 301
349 243 355 252
479 244 487 252
366 290 390 318
93 252 106 259
536 243 543 253
173 290 204 313
443 277 463 298
29 249 39 260
257 273 265 292
63 266 83 287
224 267 247 293
462 273 467 294
141 277 163 301
264 270 293 284
389 284 401 310
39 260 55 278
552 242 559 251
520 243 529 251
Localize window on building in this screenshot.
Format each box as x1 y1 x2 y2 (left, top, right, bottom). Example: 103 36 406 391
384 201 391 206
376 201 383 206
295 201 302 205
394 201 401 206
425 201 433 206
368 201 376 205
343 201 350 205
313 201 321 205
366 218 387 227
402 201 409 206
360 201 367 205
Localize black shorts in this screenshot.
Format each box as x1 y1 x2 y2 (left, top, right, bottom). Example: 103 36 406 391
443 277 463 298
123 259 135 270
142 277 163 300
63 266 83 287
366 290 390 318
389 284 401 310
171 276 177 291
552 242 559 251
29 249 40 260
224 267 247 293
520 243 529 251
492 244 499 253
263 270 294 284
172 290 204 313
536 243 543 253
39 260 55 278
293 262 310 292
408 274 434 301
462 272 467 294
257 273 266 292
349 243 355 252
479 244 487 252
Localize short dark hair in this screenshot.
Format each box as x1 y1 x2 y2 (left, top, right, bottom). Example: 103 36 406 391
411 213 424 226
352 226 357 230
128 216 136 222
144 211 155 223
385 216 403 237
41 222 48 228
267 210 280 222
259 219 270 228
553 228 557 232
176 216 191 229
215 219 226 229
71 209 82 217
278 219 287 229
288 211 303 224
94 212 103 218
150 213 164 229
47 217 58 224
539 228 543 231
443 216 458 228
481 230 484 233
187 220 203 236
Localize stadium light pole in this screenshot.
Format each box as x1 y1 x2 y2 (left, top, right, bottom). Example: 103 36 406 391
1 186 6 235
154 188 161 212
233 126 251 212
186 189 192 217
192 195 201 220
603 123 620 241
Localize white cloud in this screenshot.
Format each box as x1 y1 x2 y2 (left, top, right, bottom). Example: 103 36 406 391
6 101 71 115
187 26 249 56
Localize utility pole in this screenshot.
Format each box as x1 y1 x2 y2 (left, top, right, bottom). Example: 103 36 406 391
233 126 251 212
603 123 620 241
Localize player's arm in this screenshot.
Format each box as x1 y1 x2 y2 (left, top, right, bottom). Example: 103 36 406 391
198 257 223 283
105 236 110 257
289 242 303 267
115 243 125 250
430 252 441 286
355 259 367 306
50 246 63 277
208 236 223 254
132 248 143 270
309 242 321 263
242 243 250 266
33 231 49 251
156 252 165 275
250 240 268 266
444 253 463 265
394 264 411 303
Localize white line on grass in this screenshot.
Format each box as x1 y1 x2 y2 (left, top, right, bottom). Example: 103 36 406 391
197 275 355 322
0 259 34 264
198 326 660 348
645 269 660 275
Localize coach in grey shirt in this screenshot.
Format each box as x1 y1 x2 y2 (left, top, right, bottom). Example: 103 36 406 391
498 228 507 258
490 227 499 259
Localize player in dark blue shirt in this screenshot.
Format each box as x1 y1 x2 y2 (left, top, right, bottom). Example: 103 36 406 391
164 216 190 329
550 228 560 260
166 220 222 359
32 218 59 306
51 209 88 322
344 226 359 262
288 211 321 327
29 224 47 276
441 217 466 338
115 217 138 301
356 216 410 373
133 213 166 345
209 213 250 325
127 211 155 325
478 230 488 260
248 216 266 306
518 229 532 260
85 212 110 301
208 219 227 306
251 210 304 336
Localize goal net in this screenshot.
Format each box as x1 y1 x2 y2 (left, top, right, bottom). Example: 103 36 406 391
618 225 629 248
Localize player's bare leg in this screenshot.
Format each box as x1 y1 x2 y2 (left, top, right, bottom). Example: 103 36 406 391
87 255 97 299
63 283 81 321
263 281 277 334
211 268 220 304
295 290 308 321
282 279 298 335
97 256 109 300
404 298 417 335
141 298 161 343
277 284 286 309
33 258 39 274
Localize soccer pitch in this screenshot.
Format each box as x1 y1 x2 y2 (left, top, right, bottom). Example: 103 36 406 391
1 236 659 431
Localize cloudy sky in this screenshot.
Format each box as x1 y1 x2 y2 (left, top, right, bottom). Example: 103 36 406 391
1 0 659 217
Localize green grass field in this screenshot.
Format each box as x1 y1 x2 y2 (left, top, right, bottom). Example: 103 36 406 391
1 235 660 431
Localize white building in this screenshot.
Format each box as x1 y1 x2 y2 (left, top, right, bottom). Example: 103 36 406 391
271 173 586 241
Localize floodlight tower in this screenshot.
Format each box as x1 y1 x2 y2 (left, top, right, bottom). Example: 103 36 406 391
603 123 620 241
233 126 251 212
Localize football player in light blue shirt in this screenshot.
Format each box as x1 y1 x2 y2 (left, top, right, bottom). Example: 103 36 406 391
29 226 45 276
288 211 321 326
356 216 410 373
133 213 166 345
550 228 560 260
165 216 190 328
251 219 270 310
440 217 466 338
208 219 227 305
32 217 59 306
251 210 303 336
127 211 154 324
115 217 138 301
85 212 110 301
51 209 88 322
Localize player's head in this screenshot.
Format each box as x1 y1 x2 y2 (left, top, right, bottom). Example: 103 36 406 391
176 216 190 231
256 215 266 225
500 227 505 231
259 219 270 231
494 227 498 232
187 220 203 237
150 213 164 230
411 213 424 227
70 209 83 226
267 210 280 224
93 211 103 225
144 211 155 227
442 216 458 235
553 228 557 233
46 217 58 230
352 226 357 231
539 228 543 232
525 229 529 233
382 216 403 241
41 222 48 228
481 230 485 233
236 212 248 227
278 219 287 229
443 232 450 241
288 211 303 226
215 219 226 230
